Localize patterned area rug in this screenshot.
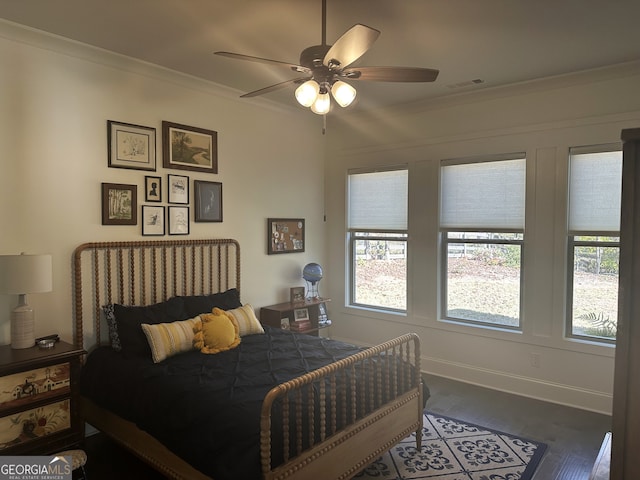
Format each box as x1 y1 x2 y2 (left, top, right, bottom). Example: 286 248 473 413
354 411 547 480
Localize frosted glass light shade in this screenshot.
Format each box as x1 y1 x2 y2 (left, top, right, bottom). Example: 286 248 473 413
295 80 320 108
310 91 331 115
331 81 356 107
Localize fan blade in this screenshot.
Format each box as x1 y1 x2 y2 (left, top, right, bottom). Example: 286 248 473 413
240 78 308 98
323 24 380 69
342 66 439 82
215 51 311 74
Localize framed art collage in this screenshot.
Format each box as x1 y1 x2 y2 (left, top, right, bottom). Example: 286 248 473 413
103 119 221 236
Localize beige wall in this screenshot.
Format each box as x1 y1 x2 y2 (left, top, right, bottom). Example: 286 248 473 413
325 61 640 413
0 21 326 345
3 18 639 415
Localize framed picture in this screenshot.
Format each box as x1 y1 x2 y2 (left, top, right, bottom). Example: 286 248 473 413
281 317 290 330
294 308 309 322
267 218 305 254
101 183 137 225
141 205 165 236
168 206 190 235
290 286 305 304
168 174 189 204
162 121 218 174
145 175 162 202
107 120 156 171
194 180 222 222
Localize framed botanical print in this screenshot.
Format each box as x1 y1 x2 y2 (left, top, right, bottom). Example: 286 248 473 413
162 121 218 174
107 120 156 171
101 183 137 225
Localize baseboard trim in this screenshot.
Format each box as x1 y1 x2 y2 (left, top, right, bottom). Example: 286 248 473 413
424 356 612 415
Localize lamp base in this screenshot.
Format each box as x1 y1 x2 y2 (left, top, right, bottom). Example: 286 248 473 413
11 295 35 349
305 281 320 300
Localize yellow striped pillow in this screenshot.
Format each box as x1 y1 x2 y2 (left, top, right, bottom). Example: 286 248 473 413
141 317 199 363
225 304 264 336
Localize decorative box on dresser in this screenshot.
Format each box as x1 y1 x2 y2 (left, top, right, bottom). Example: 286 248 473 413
0 341 85 455
260 297 331 336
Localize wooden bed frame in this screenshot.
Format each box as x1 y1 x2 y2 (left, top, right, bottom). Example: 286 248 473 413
73 238 424 480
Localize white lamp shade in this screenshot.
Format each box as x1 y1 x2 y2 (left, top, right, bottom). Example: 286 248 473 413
331 81 357 107
310 91 331 115
295 80 320 108
0 254 53 294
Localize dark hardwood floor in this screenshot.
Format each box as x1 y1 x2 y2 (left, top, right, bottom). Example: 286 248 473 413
82 374 611 479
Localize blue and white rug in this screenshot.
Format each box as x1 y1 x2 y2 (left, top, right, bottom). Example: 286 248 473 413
354 411 547 480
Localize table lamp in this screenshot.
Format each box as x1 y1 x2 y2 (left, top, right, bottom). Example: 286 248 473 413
0 253 53 349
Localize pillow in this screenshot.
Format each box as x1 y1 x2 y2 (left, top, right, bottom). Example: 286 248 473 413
179 288 242 318
193 308 240 354
102 304 122 351
113 296 187 356
225 304 264 337
141 317 199 363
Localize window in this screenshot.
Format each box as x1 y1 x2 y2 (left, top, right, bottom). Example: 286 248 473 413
348 168 408 311
567 145 622 342
440 155 526 328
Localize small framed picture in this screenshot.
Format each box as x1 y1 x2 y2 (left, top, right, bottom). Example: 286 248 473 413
194 180 222 222
142 205 165 236
107 120 156 171
281 317 290 330
168 174 189 204
294 308 309 322
267 218 305 254
162 121 218 174
168 206 189 235
101 183 137 225
290 286 305 304
145 175 162 202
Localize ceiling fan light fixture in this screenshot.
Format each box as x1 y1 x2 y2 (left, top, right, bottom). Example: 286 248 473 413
331 80 356 107
310 90 331 115
295 80 320 107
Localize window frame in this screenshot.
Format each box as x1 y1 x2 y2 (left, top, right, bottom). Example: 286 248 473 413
440 229 524 330
347 167 408 313
439 154 526 330
566 235 619 343
565 144 622 344
349 230 408 312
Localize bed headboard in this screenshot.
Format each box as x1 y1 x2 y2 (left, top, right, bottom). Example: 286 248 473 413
73 238 240 351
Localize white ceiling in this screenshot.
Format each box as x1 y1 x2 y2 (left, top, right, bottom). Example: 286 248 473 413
1 0 640 113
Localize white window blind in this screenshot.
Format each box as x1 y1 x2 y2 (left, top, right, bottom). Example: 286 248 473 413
348 169 408 230
568 149 622 233
440 157 526 230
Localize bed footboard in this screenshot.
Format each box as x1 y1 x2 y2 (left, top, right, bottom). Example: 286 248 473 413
260 333 423 480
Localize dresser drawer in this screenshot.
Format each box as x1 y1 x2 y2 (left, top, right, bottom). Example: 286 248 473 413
0 398 71 451
0 362 71 412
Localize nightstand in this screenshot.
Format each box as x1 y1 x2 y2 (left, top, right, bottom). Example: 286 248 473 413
0 340 85 455
260 298 331 335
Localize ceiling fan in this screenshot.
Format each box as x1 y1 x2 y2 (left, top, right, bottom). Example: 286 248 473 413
214 0 439 115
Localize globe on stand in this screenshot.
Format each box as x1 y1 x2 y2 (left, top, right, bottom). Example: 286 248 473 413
302 263 323 299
